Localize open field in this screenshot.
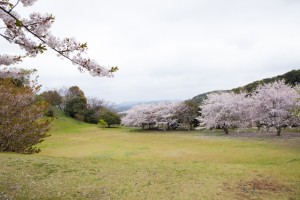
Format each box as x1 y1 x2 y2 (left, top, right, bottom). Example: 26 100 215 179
1 115 300 199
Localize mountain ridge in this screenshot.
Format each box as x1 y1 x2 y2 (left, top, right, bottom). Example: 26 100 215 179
192 69 300 104
114 100 182 112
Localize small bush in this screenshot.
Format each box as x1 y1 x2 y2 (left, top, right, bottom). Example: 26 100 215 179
98 119 108 128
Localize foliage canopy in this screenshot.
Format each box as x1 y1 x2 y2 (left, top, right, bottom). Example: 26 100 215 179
0 78 51 153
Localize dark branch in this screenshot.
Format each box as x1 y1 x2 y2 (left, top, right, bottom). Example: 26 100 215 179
8 0 20 13
0 33 12 41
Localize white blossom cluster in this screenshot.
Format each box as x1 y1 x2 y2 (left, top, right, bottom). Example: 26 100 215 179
0 55 21 66
200 80 300 135
121 102 183 130
0 0 114 77
0 67 23 78
200 92 252 133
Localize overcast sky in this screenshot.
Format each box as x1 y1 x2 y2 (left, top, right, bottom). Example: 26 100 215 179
1 0 300 103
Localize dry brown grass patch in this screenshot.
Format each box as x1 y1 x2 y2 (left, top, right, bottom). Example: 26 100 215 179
239 177 288 193
223 176 294 200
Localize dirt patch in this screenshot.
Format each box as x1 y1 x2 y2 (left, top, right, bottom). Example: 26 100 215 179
224 177 293 200
238 178 287 193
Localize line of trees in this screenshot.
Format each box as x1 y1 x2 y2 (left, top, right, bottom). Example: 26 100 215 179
40 86 121 127
200 80 300 135
199 81 300 135
122 80 300 135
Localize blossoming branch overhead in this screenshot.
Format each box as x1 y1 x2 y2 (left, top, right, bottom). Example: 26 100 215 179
0 0 118 77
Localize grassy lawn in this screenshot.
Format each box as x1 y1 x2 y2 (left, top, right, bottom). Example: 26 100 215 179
0 115 299 199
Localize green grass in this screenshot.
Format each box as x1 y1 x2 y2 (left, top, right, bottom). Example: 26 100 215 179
1 112 299 199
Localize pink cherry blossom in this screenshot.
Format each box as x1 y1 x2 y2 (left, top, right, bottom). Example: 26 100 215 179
199 92 251 134
251 80 300 135
121 102 183 130
0 0 116 77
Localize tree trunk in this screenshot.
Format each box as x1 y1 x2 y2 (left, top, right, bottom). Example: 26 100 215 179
276 127 281 136
189 123 193 131
223 128 229 134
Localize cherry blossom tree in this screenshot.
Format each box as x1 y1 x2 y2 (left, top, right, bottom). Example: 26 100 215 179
200 81 300 135
121 102 183 130
151 102 181 130
251 80 300 136
0 0 117 76
0 73 51 153
295 90 300 118
121 104 157 129
199 92 252 134
0 67 34 85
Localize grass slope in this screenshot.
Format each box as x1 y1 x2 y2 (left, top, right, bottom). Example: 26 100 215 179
1 112 300 199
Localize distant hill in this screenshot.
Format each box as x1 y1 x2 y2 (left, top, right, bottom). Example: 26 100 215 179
191 90 230 104
192 69 300 104
232 69 300 93
114 101 147 112
114 100 182 112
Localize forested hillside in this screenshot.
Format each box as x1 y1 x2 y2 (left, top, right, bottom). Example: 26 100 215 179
192 69 300 103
